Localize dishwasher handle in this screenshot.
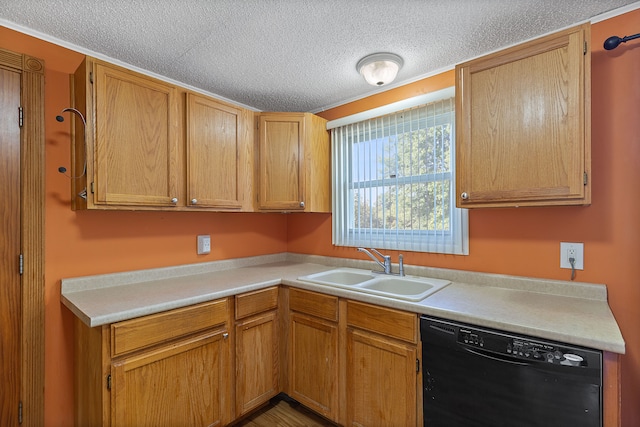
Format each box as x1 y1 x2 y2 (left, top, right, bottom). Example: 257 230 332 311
462 346 531 366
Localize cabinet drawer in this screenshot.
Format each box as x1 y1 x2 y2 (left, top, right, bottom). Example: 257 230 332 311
346 300 417 343
235 286 278 319
289 288 338 322
111 299 228 357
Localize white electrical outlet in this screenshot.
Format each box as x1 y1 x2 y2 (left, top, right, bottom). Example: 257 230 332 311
560 242 584 270
197 235 211 255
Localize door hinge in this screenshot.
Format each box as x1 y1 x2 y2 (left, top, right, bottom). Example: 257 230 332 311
19 254 23 275
584 41 588 55
416 358 420 373
89 71 94 84
18 401 22 424
91 182 95 194
584 172 588 186
107 374 112 390
18 107 24 128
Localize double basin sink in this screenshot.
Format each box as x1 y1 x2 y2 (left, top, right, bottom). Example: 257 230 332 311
298 268 450 302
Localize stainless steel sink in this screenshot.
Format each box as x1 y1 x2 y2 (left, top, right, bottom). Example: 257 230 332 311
298 268 450 301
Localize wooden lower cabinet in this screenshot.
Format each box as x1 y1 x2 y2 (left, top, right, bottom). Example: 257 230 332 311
286 290 419 426
75 287 422 426
111 330 229 427
346 300 419 427
234 287 280 417
288 289 339 422
347 328 418 427
74 298 233 427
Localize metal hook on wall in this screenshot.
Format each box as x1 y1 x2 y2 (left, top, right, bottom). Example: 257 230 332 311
604 32 640 50
56 107 87 199
56 107 87 179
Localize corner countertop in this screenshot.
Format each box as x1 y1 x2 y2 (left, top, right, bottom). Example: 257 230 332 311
61 253 625 354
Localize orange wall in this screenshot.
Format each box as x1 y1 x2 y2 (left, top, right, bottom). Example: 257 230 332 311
290 10 640 426
3 7 640 425
0 27 288 426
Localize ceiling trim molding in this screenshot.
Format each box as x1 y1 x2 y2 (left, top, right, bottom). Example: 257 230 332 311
0 19 261 112
590 0 640 23
4 0 639 115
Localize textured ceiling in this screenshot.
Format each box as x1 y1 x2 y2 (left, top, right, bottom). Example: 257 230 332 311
0 1 636 112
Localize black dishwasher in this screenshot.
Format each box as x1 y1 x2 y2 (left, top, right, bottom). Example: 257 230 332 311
421 316 602 427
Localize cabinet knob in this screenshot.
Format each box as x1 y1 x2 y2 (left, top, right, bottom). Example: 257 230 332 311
191 198 197 205
460 192 469 200
171 197 178 204
223 332 229 339
299 201 305 208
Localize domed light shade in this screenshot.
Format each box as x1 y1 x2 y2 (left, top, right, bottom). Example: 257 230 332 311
357 53 404 86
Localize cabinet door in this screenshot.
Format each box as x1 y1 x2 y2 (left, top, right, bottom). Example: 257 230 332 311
258 114 305 211
347 328 417 427
456 24 590 208
111 329 230 427
235 310 279 416
289 312 339 421
93 62 179 207
186 93 252 210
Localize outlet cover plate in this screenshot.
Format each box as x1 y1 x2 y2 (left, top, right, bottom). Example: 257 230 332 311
560 242 584 270
197 235 211 255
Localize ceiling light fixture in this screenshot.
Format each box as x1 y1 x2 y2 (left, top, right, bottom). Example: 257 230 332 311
357 53 404 87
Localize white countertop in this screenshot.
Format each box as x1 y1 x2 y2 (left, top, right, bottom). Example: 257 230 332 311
61 253 625 354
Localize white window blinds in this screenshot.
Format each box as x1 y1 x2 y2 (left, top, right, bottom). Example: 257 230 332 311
331 91 468 255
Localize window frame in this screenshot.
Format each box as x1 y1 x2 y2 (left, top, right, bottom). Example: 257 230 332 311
329 87 468 255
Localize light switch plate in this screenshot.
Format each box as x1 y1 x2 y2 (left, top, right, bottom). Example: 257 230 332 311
197 235 211 255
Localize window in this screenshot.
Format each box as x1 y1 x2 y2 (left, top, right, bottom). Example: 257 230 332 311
330 88 468 255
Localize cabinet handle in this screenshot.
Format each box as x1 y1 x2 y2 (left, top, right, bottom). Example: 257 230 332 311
171 197 178 204
222 332 229 339
299 201 305 208
191 198 197 205
460 192 469 200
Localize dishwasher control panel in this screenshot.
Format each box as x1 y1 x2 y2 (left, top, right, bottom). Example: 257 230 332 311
458 327 587 367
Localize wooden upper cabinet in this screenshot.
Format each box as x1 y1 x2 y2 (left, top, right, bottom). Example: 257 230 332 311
456 24 591 208
88 59 180 207
186 93 253 210
258 113 330 212
71 57 255 211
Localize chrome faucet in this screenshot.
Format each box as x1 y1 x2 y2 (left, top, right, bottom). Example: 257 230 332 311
357 248 404 276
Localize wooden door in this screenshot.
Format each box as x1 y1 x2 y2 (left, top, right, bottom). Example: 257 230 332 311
456 24 590 208
289 313 338 421
258 114 305 211
235 310 279 416
0 67 21 425
347 328 417 427
186 94 247 209
93 62 179 207
111 330 229 427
